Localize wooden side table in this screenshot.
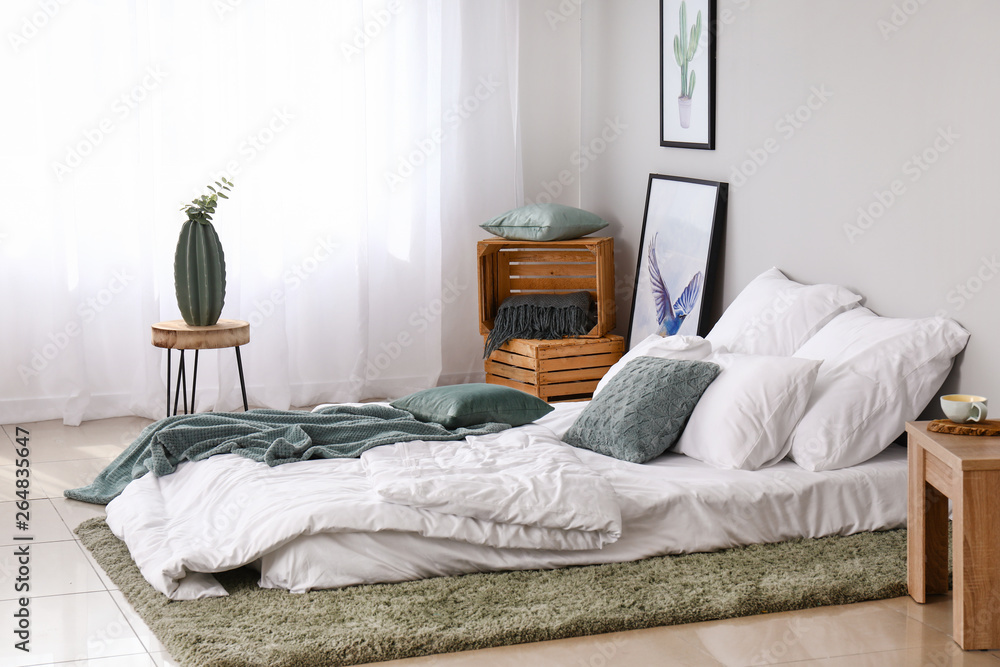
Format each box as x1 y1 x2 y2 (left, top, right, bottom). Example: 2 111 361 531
151 319 250 417
906 421 1000 649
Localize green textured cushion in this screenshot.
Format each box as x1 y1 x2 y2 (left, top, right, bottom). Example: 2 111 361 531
480 204 609 242
391 383 554 429
564 357 720 463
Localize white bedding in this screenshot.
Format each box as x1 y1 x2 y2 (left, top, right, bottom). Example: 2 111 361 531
105 419 621 599
106 402 908 599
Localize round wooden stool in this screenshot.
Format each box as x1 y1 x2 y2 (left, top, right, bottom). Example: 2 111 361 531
151 319 250 417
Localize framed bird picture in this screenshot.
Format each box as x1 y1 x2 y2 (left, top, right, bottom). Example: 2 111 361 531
627 173 728 349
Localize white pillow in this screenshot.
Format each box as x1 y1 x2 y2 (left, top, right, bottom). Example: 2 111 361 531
674 352 821 471
787 307 970 471
594 334 712 397
706 268 862 356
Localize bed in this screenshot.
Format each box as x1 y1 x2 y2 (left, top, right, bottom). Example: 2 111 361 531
258 401 910 594
105 400 909 599
95 268 970 600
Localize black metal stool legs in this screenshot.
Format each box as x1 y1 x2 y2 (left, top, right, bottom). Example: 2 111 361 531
166 349 171 418
181 351 188 414
172 350 187 416
190 350 199 414
235 346 249 411
164 346 247 416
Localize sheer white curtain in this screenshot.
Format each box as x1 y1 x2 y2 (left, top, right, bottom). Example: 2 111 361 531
0 0 521 425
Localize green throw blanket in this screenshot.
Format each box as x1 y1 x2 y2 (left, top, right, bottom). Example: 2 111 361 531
65 404 509 505
484 291 595 358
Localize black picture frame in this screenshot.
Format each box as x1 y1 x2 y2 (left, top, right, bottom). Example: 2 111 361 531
627 174 728 349
660 0 717 150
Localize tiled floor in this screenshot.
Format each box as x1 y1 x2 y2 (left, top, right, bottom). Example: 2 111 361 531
1 417 998 667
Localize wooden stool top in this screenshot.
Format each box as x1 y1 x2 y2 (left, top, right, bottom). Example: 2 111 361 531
151 319 250 350
906 421 1000 471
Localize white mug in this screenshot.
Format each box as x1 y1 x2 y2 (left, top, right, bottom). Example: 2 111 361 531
940 394 988 424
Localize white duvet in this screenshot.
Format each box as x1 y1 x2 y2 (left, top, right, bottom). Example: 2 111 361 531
106 402 908 600
106 423 622 599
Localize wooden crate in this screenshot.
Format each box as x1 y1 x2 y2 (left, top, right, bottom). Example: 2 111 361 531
485 335 625 402
477 237 615 338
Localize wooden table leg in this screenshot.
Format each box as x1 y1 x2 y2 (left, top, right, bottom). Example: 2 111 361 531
954 470 1000 649
909 444 948 602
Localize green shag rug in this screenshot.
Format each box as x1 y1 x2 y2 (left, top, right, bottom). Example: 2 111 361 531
76 518 910 667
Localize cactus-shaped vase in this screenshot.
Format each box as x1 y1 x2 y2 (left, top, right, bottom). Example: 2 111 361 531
174 219 226 326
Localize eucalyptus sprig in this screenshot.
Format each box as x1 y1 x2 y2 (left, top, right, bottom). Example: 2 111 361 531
180 177 234 225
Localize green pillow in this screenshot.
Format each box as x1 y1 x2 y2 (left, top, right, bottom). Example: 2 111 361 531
391 383 554 429
481 203 609 242
564 357 720 463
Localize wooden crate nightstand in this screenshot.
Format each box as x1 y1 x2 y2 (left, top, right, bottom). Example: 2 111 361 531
477 236 616 338
485 335 625 402
477 235 621 402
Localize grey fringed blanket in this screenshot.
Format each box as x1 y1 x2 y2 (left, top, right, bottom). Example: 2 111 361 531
484 291 594 358
65 405 508 504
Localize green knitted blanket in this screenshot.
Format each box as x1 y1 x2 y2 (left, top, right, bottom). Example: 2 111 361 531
65 404 509 505
484 291 594 358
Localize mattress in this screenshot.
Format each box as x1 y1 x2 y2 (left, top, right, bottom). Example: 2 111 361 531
255 401 908 593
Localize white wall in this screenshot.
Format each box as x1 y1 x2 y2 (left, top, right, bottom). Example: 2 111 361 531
519 0 583 207
580 0 1000 405
439 0 582 384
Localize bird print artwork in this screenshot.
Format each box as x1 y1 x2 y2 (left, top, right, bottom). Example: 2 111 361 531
647 232 703 336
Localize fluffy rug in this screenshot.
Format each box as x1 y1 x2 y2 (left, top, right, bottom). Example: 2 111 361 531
76 518 909 667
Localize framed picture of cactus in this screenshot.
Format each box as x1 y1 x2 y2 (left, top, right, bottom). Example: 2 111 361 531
660 0 716 149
